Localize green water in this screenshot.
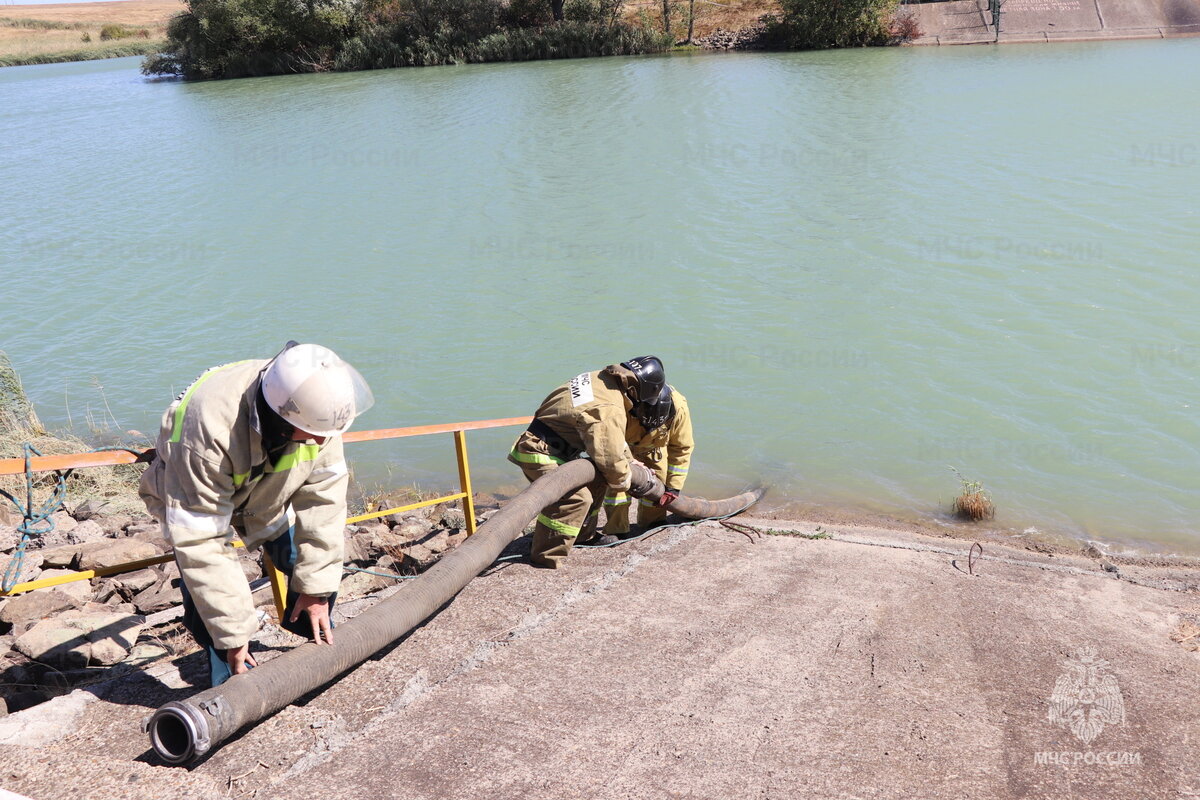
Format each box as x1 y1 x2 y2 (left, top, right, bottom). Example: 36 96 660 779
1 42 1197 553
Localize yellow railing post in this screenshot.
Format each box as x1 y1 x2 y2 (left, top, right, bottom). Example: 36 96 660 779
453 430 477 536
261 551 288 622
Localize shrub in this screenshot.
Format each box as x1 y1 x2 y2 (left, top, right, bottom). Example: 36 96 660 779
889 8 921 42
144 0 360 78
81 31 92 42
145 0 667 77
99 23 133 40
764 0 897 50
471 20 668 61
499 0 554 28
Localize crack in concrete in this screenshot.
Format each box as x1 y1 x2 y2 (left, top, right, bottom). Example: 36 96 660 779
277 527 696 780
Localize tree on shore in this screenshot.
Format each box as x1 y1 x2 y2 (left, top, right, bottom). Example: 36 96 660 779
765 0 897 49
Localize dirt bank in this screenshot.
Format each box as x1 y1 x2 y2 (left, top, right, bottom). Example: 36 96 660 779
1 508 1196 800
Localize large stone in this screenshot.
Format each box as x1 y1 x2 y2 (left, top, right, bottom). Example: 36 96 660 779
439 508 467 529
96 513 132 537
48 512 78 537
124 520 162 537
116 568 159 597
77 540 158 571
345 531 374 565
393 520 431 542
132 578 182 615
70 499 109 521
0 590 78 629
35 570 93 604
0 525 19 554
339 556 404 598
239 554 262 583
13 608 145 668
423 530 466 555
69 520 106 545
127 527 170 552
399 542 437 571
92 578 121 604
3 552 42 586
38 545 83 570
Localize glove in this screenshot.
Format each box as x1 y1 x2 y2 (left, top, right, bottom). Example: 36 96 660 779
655 490 678 508
627 462 664 499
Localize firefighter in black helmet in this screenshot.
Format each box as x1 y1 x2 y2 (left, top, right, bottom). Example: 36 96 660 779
507 356 679 568
603 357 694 537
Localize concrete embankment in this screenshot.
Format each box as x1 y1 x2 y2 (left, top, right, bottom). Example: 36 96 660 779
907 0 1200 45
1 514 1197 799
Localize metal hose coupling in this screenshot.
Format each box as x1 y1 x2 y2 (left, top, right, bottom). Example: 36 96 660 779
627 462 665 503
145 699 216 765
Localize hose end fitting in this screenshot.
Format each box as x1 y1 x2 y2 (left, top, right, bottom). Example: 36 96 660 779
148 700 212 765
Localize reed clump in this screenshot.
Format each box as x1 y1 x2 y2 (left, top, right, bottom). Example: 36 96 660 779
949 466 994 522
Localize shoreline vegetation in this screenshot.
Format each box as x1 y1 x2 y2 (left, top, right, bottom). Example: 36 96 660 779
139 0 911 78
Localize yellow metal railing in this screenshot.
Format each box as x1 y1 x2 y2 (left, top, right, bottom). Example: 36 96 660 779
0 416 532 603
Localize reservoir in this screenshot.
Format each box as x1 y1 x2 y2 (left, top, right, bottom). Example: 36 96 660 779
1 41 1197 553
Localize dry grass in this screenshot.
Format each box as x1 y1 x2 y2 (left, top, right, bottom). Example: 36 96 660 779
0 0 179 60
0 0 182 27
953 490 994 522
1170 618 1200 652
622 0 780 41
0 351 145 516
948 467 995 522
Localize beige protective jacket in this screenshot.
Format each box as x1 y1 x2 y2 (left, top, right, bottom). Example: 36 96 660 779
139 360 348 649
508 366 637 492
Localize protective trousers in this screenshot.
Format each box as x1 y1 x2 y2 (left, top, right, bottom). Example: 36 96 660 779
517 458 610 568
603 450 669 535
178 524 337 687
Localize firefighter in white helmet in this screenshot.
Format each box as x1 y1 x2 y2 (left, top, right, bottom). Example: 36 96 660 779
139 343 373 687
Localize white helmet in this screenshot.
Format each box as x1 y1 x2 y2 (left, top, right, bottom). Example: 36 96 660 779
261 343 374 437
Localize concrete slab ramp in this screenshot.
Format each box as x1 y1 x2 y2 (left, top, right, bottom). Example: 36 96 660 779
907 0 1200 44
2 519 1198 800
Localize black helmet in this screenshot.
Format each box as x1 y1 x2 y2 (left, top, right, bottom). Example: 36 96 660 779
621 355 666 404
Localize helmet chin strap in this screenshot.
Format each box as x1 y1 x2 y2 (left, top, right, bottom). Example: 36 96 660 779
256 385 296 451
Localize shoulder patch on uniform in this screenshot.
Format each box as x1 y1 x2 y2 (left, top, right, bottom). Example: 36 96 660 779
568 372 594 407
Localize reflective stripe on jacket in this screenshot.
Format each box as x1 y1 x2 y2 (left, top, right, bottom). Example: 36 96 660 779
138 360 348 649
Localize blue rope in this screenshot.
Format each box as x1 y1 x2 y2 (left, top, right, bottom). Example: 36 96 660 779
0 443 145 593
1 444 69 592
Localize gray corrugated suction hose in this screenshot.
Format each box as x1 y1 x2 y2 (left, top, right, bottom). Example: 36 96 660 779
147 458 762 765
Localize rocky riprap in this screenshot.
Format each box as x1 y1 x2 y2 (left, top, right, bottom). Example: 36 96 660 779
0 498 495 716
695 22 769 50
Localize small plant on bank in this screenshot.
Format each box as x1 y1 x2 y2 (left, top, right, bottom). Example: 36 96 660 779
81 31 92 42
949 466 994 521
889 8 921 42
